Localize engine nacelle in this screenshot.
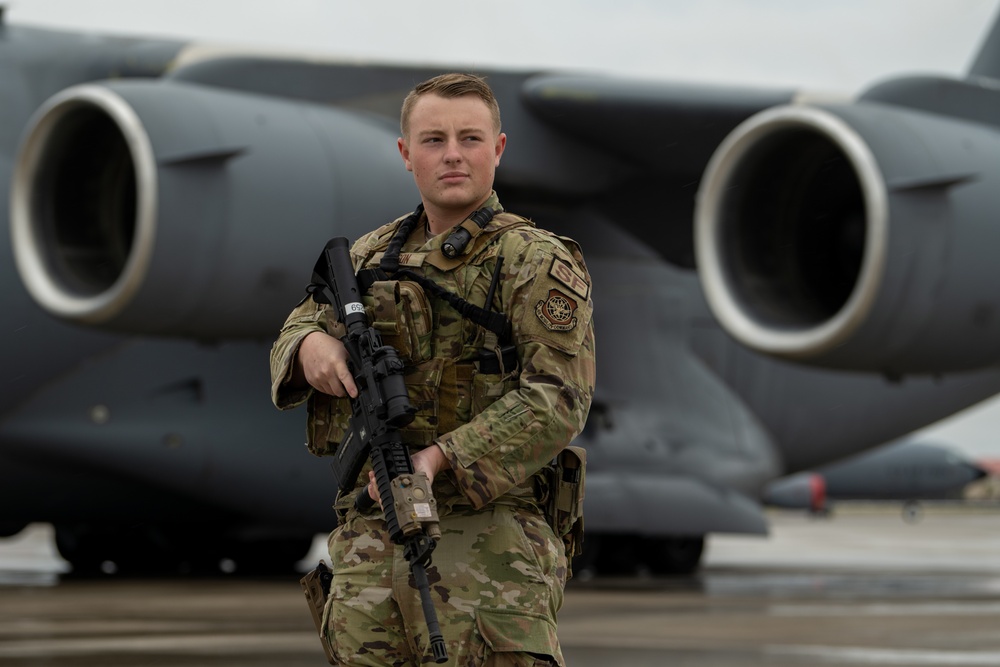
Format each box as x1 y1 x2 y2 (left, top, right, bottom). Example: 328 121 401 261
695 99 1000 374
10 81 416 338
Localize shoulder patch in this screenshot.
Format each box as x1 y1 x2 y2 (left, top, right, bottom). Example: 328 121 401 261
535 289 580 332
549 256 590 300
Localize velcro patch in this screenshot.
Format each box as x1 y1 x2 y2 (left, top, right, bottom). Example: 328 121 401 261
549 257 590 300
370 251 426 268
535 289 579 332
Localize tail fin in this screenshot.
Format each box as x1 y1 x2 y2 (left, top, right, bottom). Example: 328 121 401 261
968 6 1000 80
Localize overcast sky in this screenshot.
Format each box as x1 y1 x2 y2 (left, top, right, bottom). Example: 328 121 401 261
6 0 1000 93
6 0 1000 459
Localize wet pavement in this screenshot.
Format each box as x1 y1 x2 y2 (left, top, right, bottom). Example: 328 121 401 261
1 506 999 666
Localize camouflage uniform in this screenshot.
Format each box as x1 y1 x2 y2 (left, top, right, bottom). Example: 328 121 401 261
270 192 595 666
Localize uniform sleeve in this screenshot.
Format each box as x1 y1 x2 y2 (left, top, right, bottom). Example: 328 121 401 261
436 234 596 509
269 234 375 410
269 296 328 410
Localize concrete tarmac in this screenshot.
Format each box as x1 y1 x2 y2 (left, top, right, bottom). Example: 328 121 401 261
2 504 1000 666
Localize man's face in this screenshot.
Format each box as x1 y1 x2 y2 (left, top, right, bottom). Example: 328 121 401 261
398 93 506 217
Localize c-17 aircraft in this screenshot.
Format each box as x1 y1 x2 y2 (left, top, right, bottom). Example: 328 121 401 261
3 8 1000 576
763 440 990 513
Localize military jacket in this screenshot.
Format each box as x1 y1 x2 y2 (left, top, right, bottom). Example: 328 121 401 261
270 193 596 510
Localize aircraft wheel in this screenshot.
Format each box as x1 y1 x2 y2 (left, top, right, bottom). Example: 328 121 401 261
54 523 136 575
55 523 222 576
593 534 643 576
642 535 704 575
220 537 313 575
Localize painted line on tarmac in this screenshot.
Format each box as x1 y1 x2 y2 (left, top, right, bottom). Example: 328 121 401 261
0 632 319 658
767 644 1000 665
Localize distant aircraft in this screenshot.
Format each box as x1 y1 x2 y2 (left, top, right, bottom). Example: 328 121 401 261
3 9 1000 576
763 440 989 513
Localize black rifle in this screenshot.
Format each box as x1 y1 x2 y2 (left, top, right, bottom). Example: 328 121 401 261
309 236 448 664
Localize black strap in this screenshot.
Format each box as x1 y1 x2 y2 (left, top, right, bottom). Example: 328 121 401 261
375 204 513 345
379 204 424 274
395 267 511 344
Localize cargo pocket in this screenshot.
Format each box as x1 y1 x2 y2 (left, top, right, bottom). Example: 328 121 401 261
320 595 339 665
473 608 561 666
471 367 520 417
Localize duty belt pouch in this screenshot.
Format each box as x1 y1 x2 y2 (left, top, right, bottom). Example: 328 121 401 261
546 446 586 568
300 561 338 664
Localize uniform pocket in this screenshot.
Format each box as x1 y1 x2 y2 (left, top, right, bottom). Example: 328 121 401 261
474 608 560 666
306 393 352 457
471 367 520 417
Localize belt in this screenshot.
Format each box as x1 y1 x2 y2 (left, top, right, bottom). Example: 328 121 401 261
336 468 548 522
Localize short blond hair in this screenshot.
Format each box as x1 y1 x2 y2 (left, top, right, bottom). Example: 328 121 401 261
400 73 502 138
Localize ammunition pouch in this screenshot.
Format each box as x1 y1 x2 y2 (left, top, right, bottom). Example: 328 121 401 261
365 280 433 364
300 561 337 665
304 278 437 458
544 446 586 577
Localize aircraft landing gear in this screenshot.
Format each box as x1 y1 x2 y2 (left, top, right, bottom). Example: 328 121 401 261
644 536 704 575
572 533 706 578
54 523 312 576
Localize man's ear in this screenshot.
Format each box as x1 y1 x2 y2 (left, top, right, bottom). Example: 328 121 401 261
398 137 413 172
494 132 507 166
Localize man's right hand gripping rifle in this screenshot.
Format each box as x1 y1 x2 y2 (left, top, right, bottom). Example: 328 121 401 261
308 236 448 664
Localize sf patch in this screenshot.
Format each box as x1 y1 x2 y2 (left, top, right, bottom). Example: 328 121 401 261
536 289 579 332
549 256 590 300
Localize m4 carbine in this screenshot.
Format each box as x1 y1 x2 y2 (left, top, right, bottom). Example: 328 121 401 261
309 236 448 664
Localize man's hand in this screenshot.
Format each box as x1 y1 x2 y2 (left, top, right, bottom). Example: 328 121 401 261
366 444 452 508
295 331 358 398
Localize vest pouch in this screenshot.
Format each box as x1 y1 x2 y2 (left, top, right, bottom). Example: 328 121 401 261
305 357 444 457
398 358 445 448
305 392 352 457
367 281 433 364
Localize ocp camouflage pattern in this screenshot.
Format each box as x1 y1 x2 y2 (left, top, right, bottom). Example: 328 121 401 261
270 191 596 511
270 192 595 665
325 504 566 664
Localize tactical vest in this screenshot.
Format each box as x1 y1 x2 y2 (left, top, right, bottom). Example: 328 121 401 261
305 207 590 565
306 210 531 461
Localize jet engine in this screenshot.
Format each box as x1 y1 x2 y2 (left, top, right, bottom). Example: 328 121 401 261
10 80 416 339
695 85 1000 375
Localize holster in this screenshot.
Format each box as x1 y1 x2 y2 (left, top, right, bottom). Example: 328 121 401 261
544 446 586 577
300 561 338 665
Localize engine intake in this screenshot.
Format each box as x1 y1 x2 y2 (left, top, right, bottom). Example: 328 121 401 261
11 81 415 338
695 101 1000 374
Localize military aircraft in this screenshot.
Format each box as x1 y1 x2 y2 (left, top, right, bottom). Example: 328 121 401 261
763 440 989 513
3 8 1000 576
